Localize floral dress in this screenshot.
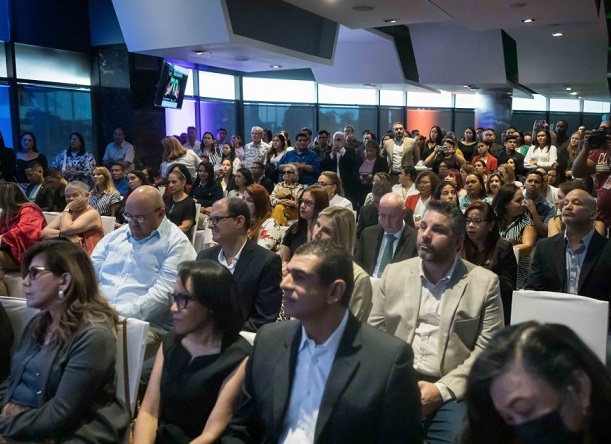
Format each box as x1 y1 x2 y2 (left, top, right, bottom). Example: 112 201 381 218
53 150 96 185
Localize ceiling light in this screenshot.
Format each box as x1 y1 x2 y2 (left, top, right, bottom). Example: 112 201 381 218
384 19 397 23
566 87 572 91
352 5 375 11
270 65 282 69
552 32 563 37
521 18 534 23
193 50 209 56
570 91 578 95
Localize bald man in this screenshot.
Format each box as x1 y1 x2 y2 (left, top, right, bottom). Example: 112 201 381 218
355 192 418 277
91 186 197 331
527 189 611 303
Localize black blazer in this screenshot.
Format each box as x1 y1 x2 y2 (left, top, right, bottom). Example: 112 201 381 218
29 183 55 211
320 149 359 203
197 239 282 332
527 231 611 322
222 313 423 443
355 224 418 276
255 176 274 194
356 204 415 240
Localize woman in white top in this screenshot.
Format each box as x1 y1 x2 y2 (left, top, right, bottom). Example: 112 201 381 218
317 171 353 210
159 136 200 182
524 129 557 169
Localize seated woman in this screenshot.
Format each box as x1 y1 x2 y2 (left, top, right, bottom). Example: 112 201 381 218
435 181 459 207
548 180 606 237
445 168 467 197
0 240 129 442
281 185 329 272
462 322 611 444
312 206 373 322
459 172 491 211
133 260 251 444
392 166 418 200
460 201 517 324
317 171 353 210
42 181 104 255
227 168 254 200
0 182 46 294
165 169 196 237
405 170 439 223
88 166 122 217
486 171 504 200
244 184 282 251
191 161 223 221
270 163 305 226
217 159 236 196
492 184 536 289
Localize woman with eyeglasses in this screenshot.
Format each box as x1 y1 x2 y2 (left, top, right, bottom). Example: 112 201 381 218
317 171 353 210
134 259 250 444
0 240 129 442
227 168 254 200
492 184 536 289
42 181 104 254
281 185 329 274
164 170 196 237
460 202 517 324
270 163 305 226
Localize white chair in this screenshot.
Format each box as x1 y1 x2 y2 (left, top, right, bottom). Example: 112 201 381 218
115 317 149 418
3 273 24 298
43 211 60 225
191 203 201 247
239 331 256 345
100 215 116 236
0 296 39 353
511 290 609 362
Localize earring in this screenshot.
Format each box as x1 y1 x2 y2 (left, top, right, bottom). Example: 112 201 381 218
58 290 64 300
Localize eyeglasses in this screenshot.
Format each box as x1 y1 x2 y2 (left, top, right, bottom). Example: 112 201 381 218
465 217 489 226
283 171 294 175
23 267 54 280
208 215 236 226
169 292 197 309
124 208 162 224
300 199 315 207
317 181 332 187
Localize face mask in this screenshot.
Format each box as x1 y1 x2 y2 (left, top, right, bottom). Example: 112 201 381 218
513 410 583 444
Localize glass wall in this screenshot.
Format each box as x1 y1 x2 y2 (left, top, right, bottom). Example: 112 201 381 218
244 78 315 104
318 106 377 136
0 42 6 78
165 99 196 136
18 85 93 160
15 44 91 86
244 103 315 141
200 100 238 139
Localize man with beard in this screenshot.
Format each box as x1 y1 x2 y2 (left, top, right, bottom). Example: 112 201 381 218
368 200 504 444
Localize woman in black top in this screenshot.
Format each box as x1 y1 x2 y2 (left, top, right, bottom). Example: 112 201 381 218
164 170 196 237
191 161 223 219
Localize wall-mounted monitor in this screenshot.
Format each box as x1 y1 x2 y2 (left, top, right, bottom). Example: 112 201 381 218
154 62 189 109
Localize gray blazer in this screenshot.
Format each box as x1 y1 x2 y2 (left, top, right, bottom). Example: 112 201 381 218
0 313 130 443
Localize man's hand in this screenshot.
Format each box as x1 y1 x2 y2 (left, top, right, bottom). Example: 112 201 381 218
418 381 443 417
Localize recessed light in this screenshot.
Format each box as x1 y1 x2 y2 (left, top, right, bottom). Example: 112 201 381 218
193 50 209 56
352 5 375 11
384 19 397 23
521 18 534 23
270 65 282 69
566 87 572 91
570 92 578 95
552 32 563 37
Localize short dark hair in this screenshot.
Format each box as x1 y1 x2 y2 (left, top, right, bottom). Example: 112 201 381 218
110 162 125 171
300 127 312 137
294 241 354 307
236 167 254 186
317 130 330 137
426 200 466 238
401 165 418 181
527 170 544 182
178 260 244 337
225 196 251 229
44 167 63 180
504 134 517 142
251 161 264 169
295 132 308 141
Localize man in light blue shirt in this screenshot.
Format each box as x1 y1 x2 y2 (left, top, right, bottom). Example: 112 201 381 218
91 185 197 332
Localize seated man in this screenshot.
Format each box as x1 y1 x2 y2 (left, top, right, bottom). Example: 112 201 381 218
197 197 282 331
368 201 504 444
222 241 423 443
42 181 104 255
355 192 418 277
523 170 555 238
91 185 197 335
43 167 68 212
110 162 129 197
25 162 54 210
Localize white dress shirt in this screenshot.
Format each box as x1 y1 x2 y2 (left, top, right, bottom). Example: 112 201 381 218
217 239 248 274
279 310 349 444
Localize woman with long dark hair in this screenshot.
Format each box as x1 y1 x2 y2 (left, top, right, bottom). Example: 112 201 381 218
524 129 557 170
243 184 281 251
192 161 223 219
52 132 96 185
16 132 48 183
458 127 478 163
227 168 254 200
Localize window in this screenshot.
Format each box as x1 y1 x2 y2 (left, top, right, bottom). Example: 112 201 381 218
165 99 196 136
379 108 404 136
512 94 546 112
243 78 315 104
199 71 235 100
318 106 377 135
200 100 238 138
243 103 315 142
380 89 405 107
14 44 90 86
0 42 6 78
0 84 12 145
583 100 610 114
407 90 452 108
454 93 477 109
549 98 580 113
318 84 376 105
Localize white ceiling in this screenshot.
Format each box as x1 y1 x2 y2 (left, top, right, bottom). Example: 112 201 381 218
124 0 610 100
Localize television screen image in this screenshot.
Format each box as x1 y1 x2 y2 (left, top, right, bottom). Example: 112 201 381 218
155 62 189 109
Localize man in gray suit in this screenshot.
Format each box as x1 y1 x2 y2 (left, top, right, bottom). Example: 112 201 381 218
355 192 417 277
223 241 423 443
368 200 504 444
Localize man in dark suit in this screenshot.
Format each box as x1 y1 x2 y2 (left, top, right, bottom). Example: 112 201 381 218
25 162 54 210
527 188 611 306
250 161 273 193
357 181 415 239
197 197 282 332
355 192 418 276
320 132 359 206
222 241 423 443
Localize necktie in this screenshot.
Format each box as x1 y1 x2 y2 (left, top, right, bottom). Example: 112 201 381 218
378 234 396 276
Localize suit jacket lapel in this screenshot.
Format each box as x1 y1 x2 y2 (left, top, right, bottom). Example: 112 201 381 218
271 324 301 441
437 260 469 367
374 228 384 262
315 314 361 442
579 232 605 291
232 239 255 281
402 262 421 343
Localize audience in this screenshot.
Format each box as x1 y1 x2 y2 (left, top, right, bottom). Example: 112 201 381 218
276 132 319 185
42 181 104 254
110 162 129 197
197 197 282 331
134 260 250 443
270 163 305 226
88 166 122 217
243 184 281 251
249 161 273 194
548 181 606 237
191 161 223 221
313 206 373 321
459 172 490 211
392 165 418 200
485 170 504 199
523 170 555 238
24 162 53 210
102 126 135 172
159 136 200 182
227 167 253 200
524 129 557 170
0 240 129 442
217 158 236 194
223 241 423 443
357 139 389 205
435 181 459 207
319 132 359 205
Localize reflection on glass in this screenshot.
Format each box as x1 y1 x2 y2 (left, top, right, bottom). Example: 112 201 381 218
244 103 315 141
200 100 238 137
0 85 12 146
15 43 90 86
165 99 196 136
319 106 376 135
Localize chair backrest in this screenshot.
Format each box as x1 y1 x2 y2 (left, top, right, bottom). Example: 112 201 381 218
100 215 116 236
0 296 39 353
191 203 201 246
511 290 609 362
239 330 256 345
43 211 60 225
115 317 149 418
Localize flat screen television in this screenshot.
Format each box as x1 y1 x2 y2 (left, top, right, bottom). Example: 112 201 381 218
154 62 189 109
